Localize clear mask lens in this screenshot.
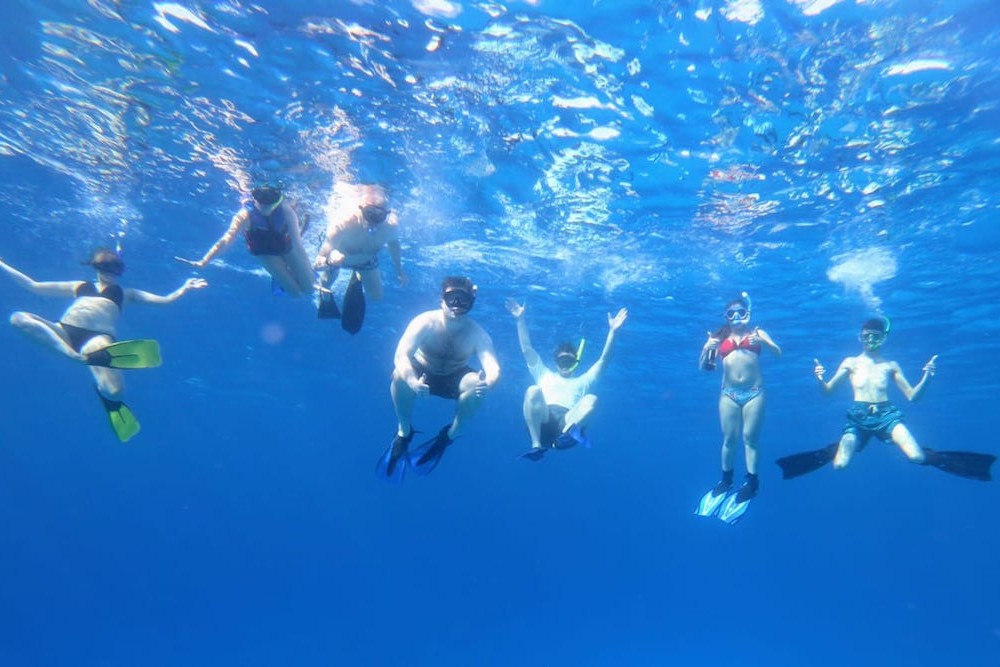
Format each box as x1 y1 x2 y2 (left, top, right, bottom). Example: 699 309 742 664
556 354 578 371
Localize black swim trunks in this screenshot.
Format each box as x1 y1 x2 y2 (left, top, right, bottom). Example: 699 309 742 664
413 361 474 400
59 323 114 352
349 255 379 271
540 405 569 447
843 401 904 446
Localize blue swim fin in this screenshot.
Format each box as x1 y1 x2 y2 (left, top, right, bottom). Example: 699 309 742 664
718 493 752 525
695 487 731 518
718 477 758 525
554 424 590 450
519 446 547 462
407 425 453 477
375 430 414 484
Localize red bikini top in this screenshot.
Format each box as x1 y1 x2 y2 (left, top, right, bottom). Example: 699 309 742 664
718 335 761 359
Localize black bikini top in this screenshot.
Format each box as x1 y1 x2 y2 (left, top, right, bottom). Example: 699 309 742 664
75 282 124 310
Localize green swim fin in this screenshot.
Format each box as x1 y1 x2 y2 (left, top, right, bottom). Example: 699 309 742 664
341 271 365 335
85 339 162 369
922 448 996 481
96 391 141 442
776 443 839 480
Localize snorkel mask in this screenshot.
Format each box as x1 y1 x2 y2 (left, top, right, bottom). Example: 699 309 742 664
360 204 389 228
251 184 284 215
859 315 891 351
725 291 752 326
84 248 125 276
555 339 586 374
441 276 477 315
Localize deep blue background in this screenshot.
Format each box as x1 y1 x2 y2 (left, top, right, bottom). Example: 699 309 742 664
1 1 999 665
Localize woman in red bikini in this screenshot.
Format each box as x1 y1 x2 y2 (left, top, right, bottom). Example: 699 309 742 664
695 292 781 524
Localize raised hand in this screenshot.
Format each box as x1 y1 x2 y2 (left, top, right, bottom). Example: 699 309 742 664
813 357 825 380
923 354 938 376
608 307 628 331
505 297 525 318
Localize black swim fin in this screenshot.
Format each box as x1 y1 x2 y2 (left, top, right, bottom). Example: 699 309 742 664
341 271 365 334
776 443 839 480
317 288 341 320
375 430 415 483
407 425 453 477
922 448 996 481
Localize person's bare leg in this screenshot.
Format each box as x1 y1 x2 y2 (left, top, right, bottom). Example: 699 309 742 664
282 238 316 296
890 423 926 463
563 394 597 432
522 386 547 449
718 393 742 473
833 432 858 469
82 335 124 400
741 392 765 475
449 371 486 439
258 255 305 297
358 268 384 301
390 370 417 438
10 312 84 361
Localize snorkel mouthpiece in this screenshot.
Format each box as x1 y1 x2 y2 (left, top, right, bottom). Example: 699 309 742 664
860 315 891 349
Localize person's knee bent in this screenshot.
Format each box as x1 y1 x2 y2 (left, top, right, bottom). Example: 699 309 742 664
10 311 31 329
458 371 482 394
525 385 545 404
94 370 125 402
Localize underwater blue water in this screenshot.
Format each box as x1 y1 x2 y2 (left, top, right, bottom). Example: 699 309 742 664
2 0 1000 664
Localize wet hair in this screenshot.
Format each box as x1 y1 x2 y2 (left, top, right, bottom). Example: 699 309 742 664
361 184 388 205
725 296 749 311
441 276 475 295
861 317 890 333
85 247 125 276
